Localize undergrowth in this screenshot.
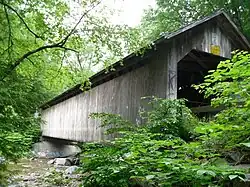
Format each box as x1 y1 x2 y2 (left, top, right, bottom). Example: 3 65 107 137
79 99 245 187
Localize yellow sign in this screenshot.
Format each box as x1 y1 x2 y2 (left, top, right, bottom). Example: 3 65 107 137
210 45 221 56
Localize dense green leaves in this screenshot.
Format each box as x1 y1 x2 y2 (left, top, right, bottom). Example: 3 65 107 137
0 0 146 183
80 98 245 187
195 51 250 150
141 97 196 141
140 0 250 41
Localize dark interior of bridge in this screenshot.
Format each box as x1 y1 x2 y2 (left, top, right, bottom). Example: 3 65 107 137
177 49 227 115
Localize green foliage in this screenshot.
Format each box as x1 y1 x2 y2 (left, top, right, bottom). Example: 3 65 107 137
141 0 250 41
141 97 197 141
195 51 250 150
0 99 42 183
80 98 245 187
90 113 135 135
0 160 7 185
0 0 146 183
0 76 47 161
197 51 250 108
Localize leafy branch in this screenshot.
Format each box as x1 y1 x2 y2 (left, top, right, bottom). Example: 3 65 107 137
0 0 102 82
0 1 43 39
3 5 13 60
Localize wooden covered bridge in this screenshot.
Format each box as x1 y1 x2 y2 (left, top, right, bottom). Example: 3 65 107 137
40 11 250 142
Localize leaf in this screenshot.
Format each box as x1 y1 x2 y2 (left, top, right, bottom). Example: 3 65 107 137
145 175 155 180
239 143 250 148
197 170 216 177
229 175 239 180
113 169 120 173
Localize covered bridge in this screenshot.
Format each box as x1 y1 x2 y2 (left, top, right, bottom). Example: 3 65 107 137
40 11 250 142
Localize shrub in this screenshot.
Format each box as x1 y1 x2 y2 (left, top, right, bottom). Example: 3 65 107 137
194 51 250 151
141 97 197 141
80 98 245 187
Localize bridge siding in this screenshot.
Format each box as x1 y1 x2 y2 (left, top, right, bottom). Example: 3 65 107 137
41 21 233 142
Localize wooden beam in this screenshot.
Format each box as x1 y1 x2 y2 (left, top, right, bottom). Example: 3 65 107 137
191 105 224 113
188 52 209 70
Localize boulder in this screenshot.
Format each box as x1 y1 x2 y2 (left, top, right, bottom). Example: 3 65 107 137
8 184 21 187
22 173 37 181
32 140 81 158
65 166 79 175
67 156 80 165
54 158 72 166
47 159 55 165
